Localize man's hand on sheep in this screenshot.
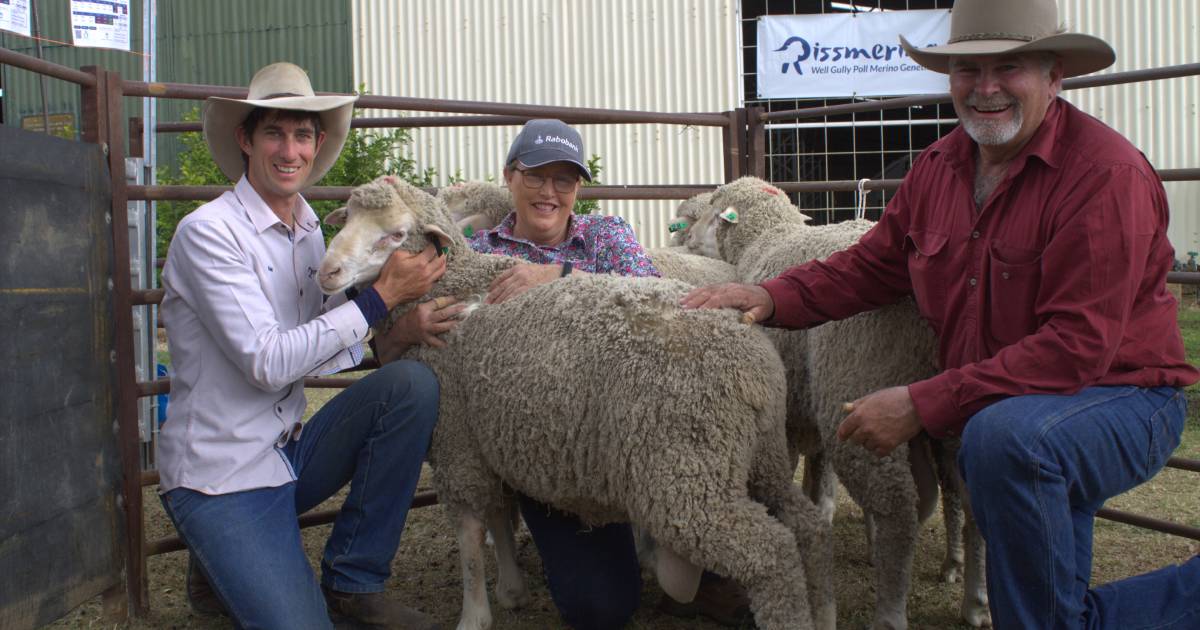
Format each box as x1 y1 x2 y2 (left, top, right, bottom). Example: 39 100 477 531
375 296 467 361
679 282 775 323
485 263 565 304
373 244 448 309
836 386 923 457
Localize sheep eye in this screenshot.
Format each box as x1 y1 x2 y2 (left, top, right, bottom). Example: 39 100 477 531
391 231 407 240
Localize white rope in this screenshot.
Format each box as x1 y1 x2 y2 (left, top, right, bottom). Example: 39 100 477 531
855 178 871 221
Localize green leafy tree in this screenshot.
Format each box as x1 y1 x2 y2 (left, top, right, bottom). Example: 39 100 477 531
156 102 436 257
572 154 604 215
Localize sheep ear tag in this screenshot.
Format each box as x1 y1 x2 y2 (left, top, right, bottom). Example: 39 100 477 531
718 207 739 224
424 223 454 256
324 207 348 227
668 219 691 233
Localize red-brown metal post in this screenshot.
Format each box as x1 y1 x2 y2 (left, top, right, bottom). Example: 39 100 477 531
95 67 148 618
746 106 766 179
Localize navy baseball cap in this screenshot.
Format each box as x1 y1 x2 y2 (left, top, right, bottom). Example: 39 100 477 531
505 119 592 181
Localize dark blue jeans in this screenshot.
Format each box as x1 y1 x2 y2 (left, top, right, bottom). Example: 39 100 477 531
519 494 643 630
160 360 439 630
960 385 1200 629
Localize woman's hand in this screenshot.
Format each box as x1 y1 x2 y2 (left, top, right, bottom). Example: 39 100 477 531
374 296 467 363
485 263 564 304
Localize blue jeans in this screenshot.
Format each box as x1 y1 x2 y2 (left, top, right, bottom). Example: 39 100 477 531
960 385 1200 629
518 495 643 630
160 360 439 630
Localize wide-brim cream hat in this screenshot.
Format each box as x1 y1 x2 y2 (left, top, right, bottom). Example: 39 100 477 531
203 62 357 187
899 0 1115 78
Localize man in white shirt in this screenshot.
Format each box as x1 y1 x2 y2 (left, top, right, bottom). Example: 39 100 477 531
159 62 453 629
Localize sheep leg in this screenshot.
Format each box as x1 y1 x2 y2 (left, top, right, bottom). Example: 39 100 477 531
866 506 918 630
486 501 530 610
455 511 493 630
944 443 991 628
756 478 836 629
670 499 816 630
802 451 837 526
936 441 966 584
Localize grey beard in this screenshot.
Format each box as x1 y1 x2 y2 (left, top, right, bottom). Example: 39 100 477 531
961 103 1023 146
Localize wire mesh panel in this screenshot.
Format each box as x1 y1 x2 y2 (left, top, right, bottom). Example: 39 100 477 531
742 0 957 223
0 124 123 629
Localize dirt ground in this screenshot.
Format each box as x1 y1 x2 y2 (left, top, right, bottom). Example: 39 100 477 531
50 432 1200 630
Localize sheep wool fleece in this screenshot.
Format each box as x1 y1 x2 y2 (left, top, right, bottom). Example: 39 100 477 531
709 176 988 630
323 176 836 630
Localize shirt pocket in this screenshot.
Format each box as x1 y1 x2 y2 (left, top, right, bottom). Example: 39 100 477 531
904 229 950 316
986 241 1043 346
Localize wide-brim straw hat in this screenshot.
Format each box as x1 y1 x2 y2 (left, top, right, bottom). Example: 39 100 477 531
203 62 358 187
899 0 1115 78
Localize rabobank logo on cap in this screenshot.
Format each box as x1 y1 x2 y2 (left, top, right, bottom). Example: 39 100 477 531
534 134 579 153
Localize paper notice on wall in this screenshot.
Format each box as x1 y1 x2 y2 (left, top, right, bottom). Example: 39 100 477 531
70 0 130 51
0 0 32 38
757 10 951 99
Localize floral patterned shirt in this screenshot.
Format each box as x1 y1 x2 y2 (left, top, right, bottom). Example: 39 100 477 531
469 212 660 277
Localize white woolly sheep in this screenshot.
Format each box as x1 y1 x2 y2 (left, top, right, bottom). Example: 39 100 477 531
318 175 835 630
436 181 514 237
709 176 989 630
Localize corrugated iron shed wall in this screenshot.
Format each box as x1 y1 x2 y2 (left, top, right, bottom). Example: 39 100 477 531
1 0 145 136
351 0 742 248
1059 0 1200 257
2 0 352 174
152 0 353 172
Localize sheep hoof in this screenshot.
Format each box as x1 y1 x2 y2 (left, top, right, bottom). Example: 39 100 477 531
940 559 964 583
962 602 992 628
495 584 531 610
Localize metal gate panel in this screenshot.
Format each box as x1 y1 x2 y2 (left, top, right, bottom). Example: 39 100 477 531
0 125 122 629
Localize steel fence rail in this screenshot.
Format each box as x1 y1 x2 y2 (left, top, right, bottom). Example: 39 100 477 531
761 62 1200 122
0 45 97 86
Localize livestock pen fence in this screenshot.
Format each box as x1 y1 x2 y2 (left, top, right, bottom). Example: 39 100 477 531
1 45 1198 627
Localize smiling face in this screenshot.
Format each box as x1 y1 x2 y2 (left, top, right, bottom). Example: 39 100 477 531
236 109 326 220
949 53 1062 161
504 161 581 246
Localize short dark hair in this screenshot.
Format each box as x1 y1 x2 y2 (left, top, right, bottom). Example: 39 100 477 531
238 107 323 170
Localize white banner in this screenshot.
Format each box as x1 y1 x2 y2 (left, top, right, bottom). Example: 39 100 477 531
70 0 131 51
757 10 951 99
0 0 31 38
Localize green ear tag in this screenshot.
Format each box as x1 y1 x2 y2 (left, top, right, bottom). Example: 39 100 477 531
439 246 449 257
668 221 688 233
463 224 475 238
720 209 739 223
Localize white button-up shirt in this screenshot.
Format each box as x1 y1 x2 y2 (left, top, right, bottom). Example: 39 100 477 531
158 176 368 494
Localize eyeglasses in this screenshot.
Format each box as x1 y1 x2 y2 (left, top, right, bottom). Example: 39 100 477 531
514 168 579 194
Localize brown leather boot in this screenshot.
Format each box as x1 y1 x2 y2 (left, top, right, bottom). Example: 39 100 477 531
658 573 754 628
186 556 229 618
322 585 440 629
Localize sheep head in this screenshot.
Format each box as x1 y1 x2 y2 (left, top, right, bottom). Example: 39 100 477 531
436 180 514 237
668 192 724 259
318 175 461 295
709 176 811 265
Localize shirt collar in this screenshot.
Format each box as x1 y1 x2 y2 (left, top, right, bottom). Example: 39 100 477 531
233 175 320 237
493 211 586 249
931 97 1066 177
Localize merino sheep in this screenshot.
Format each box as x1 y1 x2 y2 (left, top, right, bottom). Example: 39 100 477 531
709 177 989 630
436 181 514 237
318 176 835 630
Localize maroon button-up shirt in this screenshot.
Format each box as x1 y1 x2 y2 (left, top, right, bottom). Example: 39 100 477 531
760 98 1198 438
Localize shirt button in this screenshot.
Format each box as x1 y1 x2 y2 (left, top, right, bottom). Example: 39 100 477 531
968 277 977 287
1001 272 1010 280
971 231 980 239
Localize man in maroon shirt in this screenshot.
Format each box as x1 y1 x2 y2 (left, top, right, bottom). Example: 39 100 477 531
685 0 1200 627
